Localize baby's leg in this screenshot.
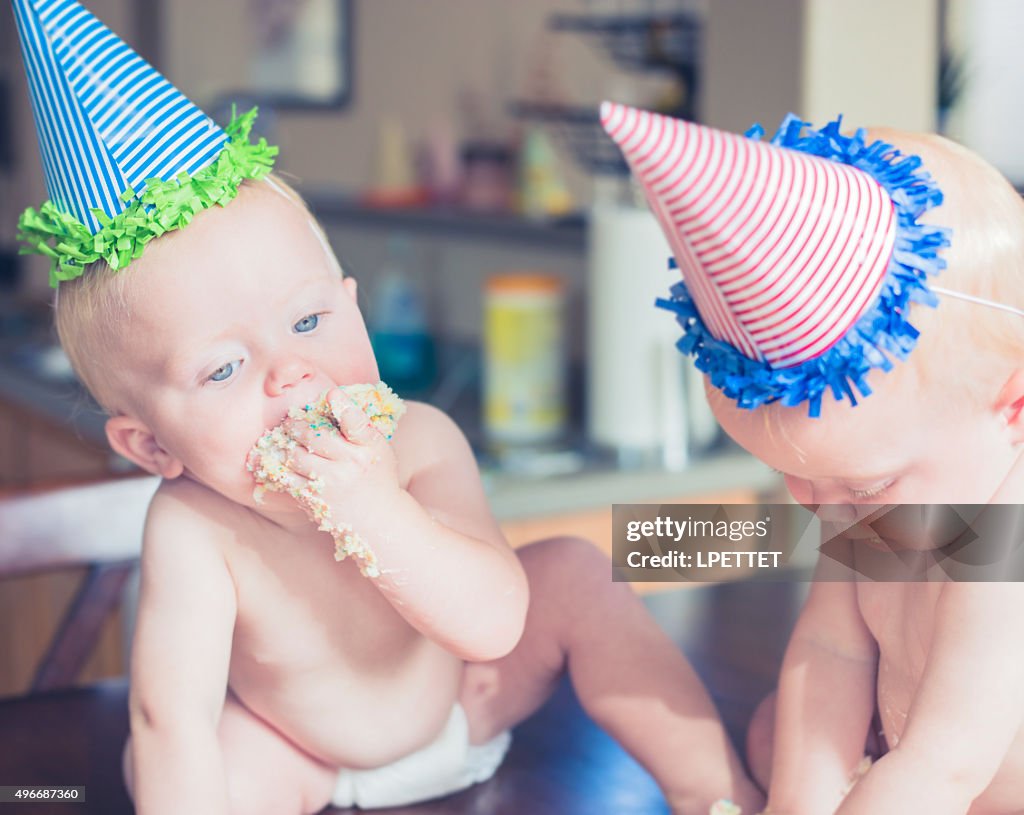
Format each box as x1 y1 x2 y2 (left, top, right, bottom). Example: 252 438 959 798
459 536 764 814
123 692 337 815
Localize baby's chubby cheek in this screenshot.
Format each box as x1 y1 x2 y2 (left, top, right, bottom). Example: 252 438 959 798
179 428 265 502
153 404 272 502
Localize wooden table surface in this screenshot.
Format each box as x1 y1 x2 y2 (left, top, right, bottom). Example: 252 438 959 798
0 580 801 815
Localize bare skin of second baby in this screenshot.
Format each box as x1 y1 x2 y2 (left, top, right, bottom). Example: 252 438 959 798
697 128 1024 815
712 349 1024 814
94 181 763 815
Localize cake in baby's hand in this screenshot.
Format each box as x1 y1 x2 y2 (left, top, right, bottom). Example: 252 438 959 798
324 382 405 440
246 381 406 578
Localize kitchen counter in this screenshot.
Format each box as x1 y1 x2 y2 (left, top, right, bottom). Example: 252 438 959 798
483 450 779 520
0 346 109 450
0 342 780 515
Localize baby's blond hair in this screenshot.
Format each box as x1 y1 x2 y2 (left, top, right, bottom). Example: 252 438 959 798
754 130 1024 431
54 174 336 415
875 130 1024 404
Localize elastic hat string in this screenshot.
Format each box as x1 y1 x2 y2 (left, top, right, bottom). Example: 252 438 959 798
931 286 1024 320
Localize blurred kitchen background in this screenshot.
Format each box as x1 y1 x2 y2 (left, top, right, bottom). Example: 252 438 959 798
0 0 1020 690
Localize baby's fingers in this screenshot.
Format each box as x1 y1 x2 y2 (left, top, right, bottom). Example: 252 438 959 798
284 417 344 460
327 391 379 446
282 444 325 482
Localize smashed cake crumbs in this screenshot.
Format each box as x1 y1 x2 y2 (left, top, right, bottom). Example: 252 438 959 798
245 381 405 578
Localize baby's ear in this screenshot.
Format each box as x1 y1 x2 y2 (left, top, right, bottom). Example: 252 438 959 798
342 276 358 300
105 415 184 479
995 368 1024 444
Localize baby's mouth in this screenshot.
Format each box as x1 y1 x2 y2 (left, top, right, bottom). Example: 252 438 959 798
274 386 339 428
833 522 886 549
246 382 406 493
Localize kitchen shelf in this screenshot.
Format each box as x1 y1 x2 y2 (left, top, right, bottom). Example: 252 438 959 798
512 7 703 177
301 188 587 251
508 101 630 176
549 11 701 76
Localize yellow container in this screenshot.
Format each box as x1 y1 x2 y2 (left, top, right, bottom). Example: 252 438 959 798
483 273 566 444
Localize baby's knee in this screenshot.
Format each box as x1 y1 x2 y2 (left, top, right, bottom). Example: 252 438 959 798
517 536 625 620
518 535 610 582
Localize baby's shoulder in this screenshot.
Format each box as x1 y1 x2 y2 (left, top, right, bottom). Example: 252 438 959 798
391 401 475 480
395 400 460 435
143 477 248 557
136 478 240 611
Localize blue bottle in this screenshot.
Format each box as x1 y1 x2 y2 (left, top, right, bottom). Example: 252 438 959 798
368 236 437 396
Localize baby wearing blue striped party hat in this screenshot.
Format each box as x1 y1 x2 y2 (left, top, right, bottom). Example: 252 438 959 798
13 4 766 814
13 0 277 286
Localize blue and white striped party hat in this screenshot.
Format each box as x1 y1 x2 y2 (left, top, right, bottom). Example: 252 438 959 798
13 0 277 286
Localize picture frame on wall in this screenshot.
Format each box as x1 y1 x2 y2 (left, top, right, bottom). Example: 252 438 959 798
0 79 11 171
224 0 353 111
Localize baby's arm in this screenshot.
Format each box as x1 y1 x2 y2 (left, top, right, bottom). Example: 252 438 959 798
282 399 528 662
128 481 238 815
354 402 528 661
768 561 878 814
836 582 1024 815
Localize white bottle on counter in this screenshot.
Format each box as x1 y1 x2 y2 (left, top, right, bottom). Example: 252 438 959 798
586 192 719 465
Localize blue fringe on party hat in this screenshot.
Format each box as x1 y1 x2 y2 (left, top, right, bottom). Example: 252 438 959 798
600 103 950 417
12 0 277 286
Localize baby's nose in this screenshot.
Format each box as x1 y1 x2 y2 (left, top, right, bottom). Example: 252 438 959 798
265 354 316 397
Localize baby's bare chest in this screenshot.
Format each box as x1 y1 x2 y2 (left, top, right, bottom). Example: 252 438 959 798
211 514 463 765
224 524 419 673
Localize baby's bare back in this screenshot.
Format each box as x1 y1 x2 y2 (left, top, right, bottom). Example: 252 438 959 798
858 581 1024 812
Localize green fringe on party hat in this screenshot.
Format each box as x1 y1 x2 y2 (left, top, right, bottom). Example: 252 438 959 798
12 0 278 287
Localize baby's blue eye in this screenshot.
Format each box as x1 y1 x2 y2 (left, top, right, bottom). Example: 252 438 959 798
209 360 238 382
294 314 319 333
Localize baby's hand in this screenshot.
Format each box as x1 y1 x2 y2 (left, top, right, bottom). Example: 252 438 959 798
281 387 402 525
246 382 407 576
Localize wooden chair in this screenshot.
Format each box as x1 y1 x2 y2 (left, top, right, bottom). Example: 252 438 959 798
0 476 796 815
0 476 158 815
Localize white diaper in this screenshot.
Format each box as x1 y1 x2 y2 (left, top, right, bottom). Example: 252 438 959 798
330 704 511 809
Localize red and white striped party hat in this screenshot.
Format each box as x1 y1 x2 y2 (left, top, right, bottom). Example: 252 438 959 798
600 102 949 416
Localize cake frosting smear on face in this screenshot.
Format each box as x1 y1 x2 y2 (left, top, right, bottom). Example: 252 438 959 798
246 381 406 577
